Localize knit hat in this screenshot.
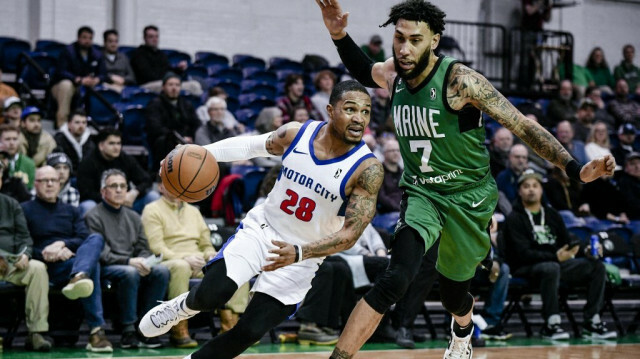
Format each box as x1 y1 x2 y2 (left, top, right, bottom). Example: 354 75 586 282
517 168 544 186
46 152 72 172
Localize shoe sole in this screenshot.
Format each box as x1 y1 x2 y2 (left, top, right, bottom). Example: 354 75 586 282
171 342 198 348
139 342 163 349
480 333 513 341
582 333 618 339
542 334 570 340
85 344 113 352
62 279 94 300
298 338 339 346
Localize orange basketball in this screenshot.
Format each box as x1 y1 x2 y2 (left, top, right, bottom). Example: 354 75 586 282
160 144 219 203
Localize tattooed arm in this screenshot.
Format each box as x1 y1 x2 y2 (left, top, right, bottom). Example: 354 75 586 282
262 159 383 271
447 63 574 169
203 121 302 161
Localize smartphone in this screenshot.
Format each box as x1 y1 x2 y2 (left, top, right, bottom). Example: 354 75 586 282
568 239 581 249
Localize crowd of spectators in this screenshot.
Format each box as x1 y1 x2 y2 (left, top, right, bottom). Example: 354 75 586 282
0 23 638 353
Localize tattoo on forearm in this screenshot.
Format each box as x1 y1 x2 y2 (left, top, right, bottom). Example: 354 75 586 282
265 132 277 155
447 64 573 168
330 348 353 359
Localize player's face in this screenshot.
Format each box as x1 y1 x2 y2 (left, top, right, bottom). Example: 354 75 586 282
518 178 542 205
328 91 371 145
393 19 439 81
102 174 127 207
99 135 122 160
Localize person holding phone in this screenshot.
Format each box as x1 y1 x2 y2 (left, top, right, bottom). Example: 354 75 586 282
503 169 616 340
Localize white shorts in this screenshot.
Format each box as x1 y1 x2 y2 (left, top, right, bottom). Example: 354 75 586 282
213 205 323 305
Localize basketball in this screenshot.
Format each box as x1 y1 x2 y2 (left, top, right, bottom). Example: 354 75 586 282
160 144 219 203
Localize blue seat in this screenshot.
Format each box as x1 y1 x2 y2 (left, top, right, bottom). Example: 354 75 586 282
0 39 31 73
34 39 66 59
244 69 277 85
226 97 239 113
371 212 400 233
117 45 137 58
275 69 300 82
18 52 56 90
241 169 268 210
205 79 241 99
211 67 243 83
232 54 266 71
126 89 156 107
269 59 304 73
230 165 264 176
87 88 121 125
195 52 229 67
121 105 146 146
567 225 594 245
241 81 277 99
163 49 191 67
184 65 208 81
234 109 257 127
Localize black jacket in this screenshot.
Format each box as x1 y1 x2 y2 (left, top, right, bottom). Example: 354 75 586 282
53 132 96 177
618 173 640 220
145 94 200 141
77 150 152 203
130 45 170 84
503 199 571 272
55 42 104 84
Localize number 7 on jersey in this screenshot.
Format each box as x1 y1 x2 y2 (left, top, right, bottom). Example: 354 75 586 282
410 140 434 173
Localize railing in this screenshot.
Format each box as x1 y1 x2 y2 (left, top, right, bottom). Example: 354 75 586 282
15 51 50 112
84 86 124 130
441 21 509 90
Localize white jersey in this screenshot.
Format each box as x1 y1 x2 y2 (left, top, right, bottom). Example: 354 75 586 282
262 120 375 246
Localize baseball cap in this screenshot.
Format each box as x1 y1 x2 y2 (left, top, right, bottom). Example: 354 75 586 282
517 168 544 186
3 96 22 111
370 35 383 45
21 106 42 120
618 123 637 135
625 152 640 164
579 98 598 110
46 152 73 172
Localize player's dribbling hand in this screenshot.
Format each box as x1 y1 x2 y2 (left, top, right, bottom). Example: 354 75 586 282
263 240 295 271
580 154 616 183
315 0 349 39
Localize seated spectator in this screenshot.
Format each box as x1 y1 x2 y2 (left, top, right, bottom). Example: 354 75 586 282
22 166 112 352
18 107 56 167
47 152 79 207
504 169 616 340
2 96 23 128
0 124 35 189
611 123 640 166
543 166 582 214
85 169 170 349
244 107 283 168
77 127 158 214
370 87 391 133
53 109 94 177
0 150 30 202
618 152 640 220
51 26 104 128
276 74 320 123
556 120 588 164
613 44 640 95
361 34 386 63
311 70 337 122
142 183 249 347
585 86 616 131
145 73 201 171
0 169 51 351
130 25 202 95
196 86 243 131
488 127 513 178
194 97 237 146
580 173 629 224
573 99 598 143
292 107 310 123
377 139 402 214
585 47 615 94
0 69 18 122
100 29 136 93
496 144 529 203
546 80 577 128
607 79 640 128
585 121 612 162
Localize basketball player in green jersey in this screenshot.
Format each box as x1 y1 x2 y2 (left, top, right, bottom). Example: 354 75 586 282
314 1 616 358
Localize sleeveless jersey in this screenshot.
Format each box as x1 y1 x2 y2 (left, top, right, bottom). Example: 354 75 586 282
263 120 375 245
391 56 490 194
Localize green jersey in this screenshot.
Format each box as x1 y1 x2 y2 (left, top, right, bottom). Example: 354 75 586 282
391 56 490 194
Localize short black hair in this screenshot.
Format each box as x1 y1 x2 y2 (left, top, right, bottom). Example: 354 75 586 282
78 26 94 38
103 29 118 43
329 80 370 106
144 25 159 38
96 127 121 143
68 108 87 122
284 74 303 92
381 0 446 35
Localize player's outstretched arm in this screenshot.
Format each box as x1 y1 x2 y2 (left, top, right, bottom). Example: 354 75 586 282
203 122 302 162
262 159 383 271
447 63 615 182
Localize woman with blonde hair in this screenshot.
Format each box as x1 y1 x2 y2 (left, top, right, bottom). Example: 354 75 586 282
585 121 612 161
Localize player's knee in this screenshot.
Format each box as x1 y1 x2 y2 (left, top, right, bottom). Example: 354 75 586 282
364 264 416 313
439 274 473 317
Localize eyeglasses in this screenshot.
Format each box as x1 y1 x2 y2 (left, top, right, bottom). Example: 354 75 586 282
35 178 59 184
106 183 127 190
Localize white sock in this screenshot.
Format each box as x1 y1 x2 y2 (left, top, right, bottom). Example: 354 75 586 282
591 314 601 324
547 314 561 326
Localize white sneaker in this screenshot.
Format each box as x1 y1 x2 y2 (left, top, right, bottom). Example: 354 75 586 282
139 292 199 337
444 319 473 359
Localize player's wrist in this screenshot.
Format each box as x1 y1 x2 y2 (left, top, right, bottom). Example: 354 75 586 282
330 30 347 39
293 244 304 263
565 160 584 183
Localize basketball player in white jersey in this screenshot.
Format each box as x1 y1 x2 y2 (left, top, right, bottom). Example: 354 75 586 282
139 80 384 359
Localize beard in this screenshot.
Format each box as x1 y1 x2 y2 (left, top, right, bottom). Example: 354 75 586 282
329 121 362 146
393 47 432 81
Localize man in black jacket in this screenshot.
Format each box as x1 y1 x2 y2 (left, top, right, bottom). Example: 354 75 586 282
53 109 95 177
619 152 640 220
77 127 158 214
504 169 616 340
145 73 201 171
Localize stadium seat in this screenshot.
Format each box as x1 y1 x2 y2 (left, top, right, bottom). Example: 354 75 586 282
125 88 157 107
184 65 209 81
269 58 304 73
371 212 400 234
241 168 268 210
211 67 243 83
34 39 66 59
226 97 239 113
0 39 31 73
195 51 229 67
275 69 299 82
232 54 266 71
87 88 121 126
18 52 56 90
567 225 594 245
234 108 257 127
244 69 277 86
163 49 191 67
121 105 146 146
240 81 277 99
302 54 330 73
230 165 264 176
180 92 202 109
205 78 241 99
117 45 137 58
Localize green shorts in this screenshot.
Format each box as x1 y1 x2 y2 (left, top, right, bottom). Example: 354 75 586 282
395 174 498 281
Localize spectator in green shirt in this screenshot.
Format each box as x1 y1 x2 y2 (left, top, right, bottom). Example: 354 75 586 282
586 47 615 93
361 35 386 63
614 44 640 95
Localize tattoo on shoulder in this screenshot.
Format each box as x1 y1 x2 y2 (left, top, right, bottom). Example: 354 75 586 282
266 132 277 155
357 161 384 195
330 348 353 359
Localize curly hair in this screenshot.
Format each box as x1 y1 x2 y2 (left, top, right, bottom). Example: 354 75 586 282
380 0 446 35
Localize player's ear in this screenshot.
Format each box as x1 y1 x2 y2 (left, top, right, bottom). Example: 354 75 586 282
431 33 440 51
326 104 334 121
